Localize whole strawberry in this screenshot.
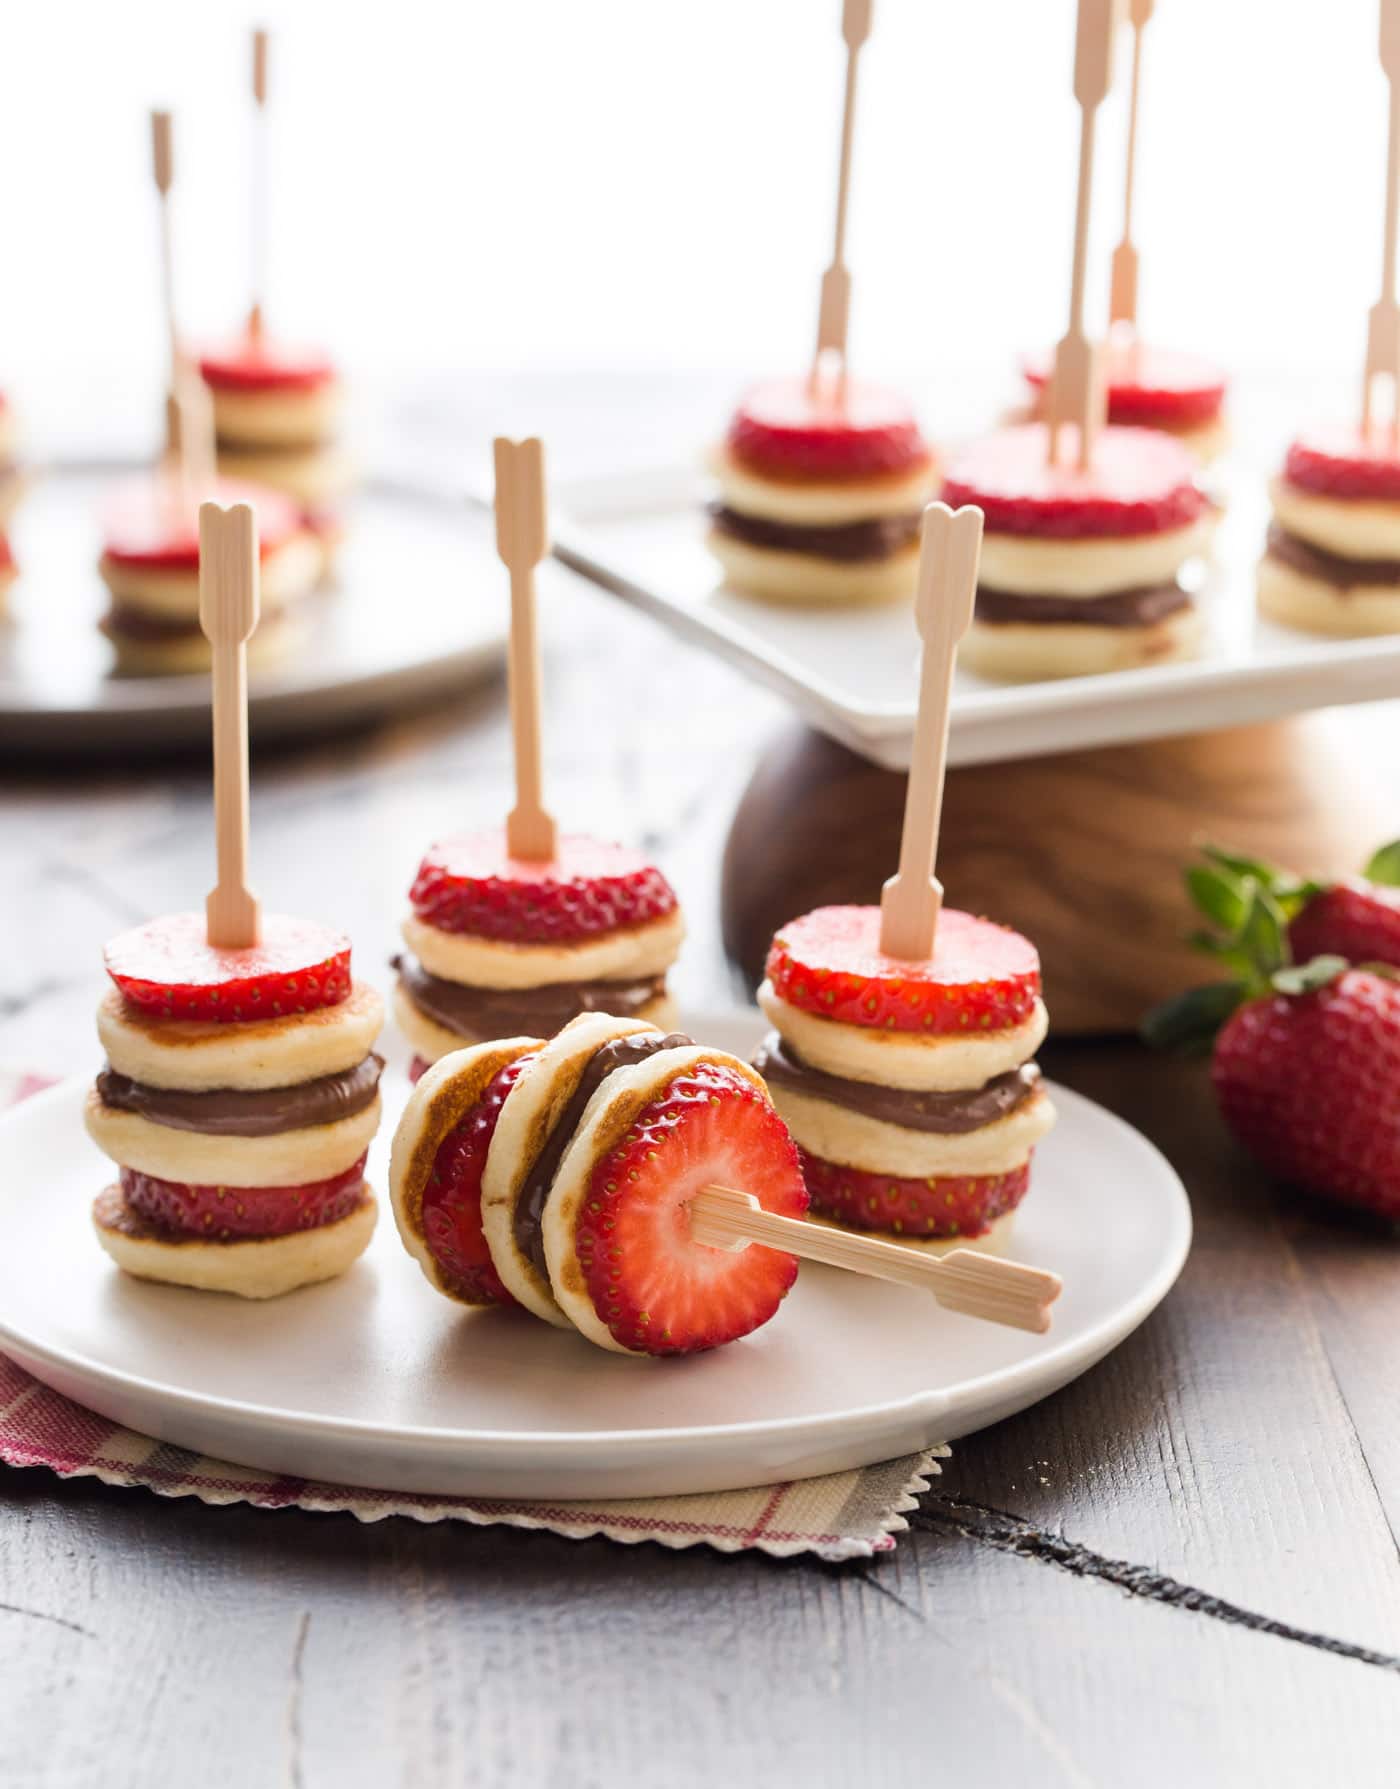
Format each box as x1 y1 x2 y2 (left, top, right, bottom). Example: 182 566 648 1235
1211 971 1400 1220
1144 840 1400 1220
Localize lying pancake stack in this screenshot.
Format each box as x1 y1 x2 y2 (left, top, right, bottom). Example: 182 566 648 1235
391 1013 808 1355
86 911 383 1297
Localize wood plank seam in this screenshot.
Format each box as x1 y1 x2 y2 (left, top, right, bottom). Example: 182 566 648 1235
911 1495 1400 1674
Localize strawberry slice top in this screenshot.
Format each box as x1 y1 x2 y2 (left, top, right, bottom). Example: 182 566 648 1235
766 905 1041 1034
198 337 338 395
577 1060 807 1355
410 830 679 945
726 378 932 483
1282 425 1400 503
101 477 303 569
105 912 352 1022
1023 340 1227 430
942 424 1204 539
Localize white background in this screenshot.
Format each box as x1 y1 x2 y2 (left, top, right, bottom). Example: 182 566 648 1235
0 1 1382 430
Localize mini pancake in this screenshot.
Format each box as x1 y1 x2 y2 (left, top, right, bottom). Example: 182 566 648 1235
960 603 1203 680
97 981 384 1092
757 983 1049 1091
480 1013 655 1325
977 519 1211 597
541 1044 768 1355
208 381 344 449
767 1079 1056 1179
101 605 308 678
710 444 939 527
1268 477 1400 561
214 442 355 511
708 530 921 607
388 1037 541 1303
98 529 323 616
84 1086 381 1187
92 1182 376 1298
1256 555 1400 637
401 908 685 989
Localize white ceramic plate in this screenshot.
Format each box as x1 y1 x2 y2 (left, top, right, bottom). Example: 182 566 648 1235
551 450 1400 771
0 465 506 753
0 1009 1190 1500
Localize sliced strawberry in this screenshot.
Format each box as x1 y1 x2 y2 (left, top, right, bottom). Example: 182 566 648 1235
121 1154 367 1240
1211 970 1400 1219
766 905 1040 1035
420 1059 528 1306
198 338 337 394
941 424 1205 539
576 1061 807 1355
726 378 932 483
799 1150 1030 1239
105 912 352 1023
408 1054 432 1085
1288 882 1400 970
410 830 678 944
101 476 302 568
1282 425 1400 502
1023 341 1227 430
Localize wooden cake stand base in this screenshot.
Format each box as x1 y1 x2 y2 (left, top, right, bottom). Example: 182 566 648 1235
721 709 1397 1035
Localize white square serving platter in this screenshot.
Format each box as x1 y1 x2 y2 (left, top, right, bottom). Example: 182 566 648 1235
551 451 1400 772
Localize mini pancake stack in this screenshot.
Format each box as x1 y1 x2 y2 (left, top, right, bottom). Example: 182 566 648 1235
753 905 1055 1254
86 912 384 1298
942 423 1211 679
390 1012 808 1354
1022 337 1230 463
1257 426 1400 636
394 831 685 1079
708 377 938 606
98 479 321 674
199 339 353 575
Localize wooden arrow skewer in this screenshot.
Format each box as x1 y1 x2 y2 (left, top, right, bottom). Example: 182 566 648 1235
1363 0 1400 438
494 437 557 862
878 502 982 962
199 503 262 950
810 0 874 393
1108 0 1154 330
690 1187 1062 1334
1046 0 1122 472
151 111 215 505
248 27 270 343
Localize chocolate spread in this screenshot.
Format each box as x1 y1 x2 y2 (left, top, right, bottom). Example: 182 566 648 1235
95 1054 383 1137
1265 523 1400 589
975 582 1191 627
513 1031 692 1283
393 954 665 1041
752 1035 1040 1132
100 607 203 642
709 504 921 563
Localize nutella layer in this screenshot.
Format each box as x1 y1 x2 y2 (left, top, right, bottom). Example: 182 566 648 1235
95 1054 383 1138
513 1031 691 1281
975 582 1191 628
394 954 665 1040
1265 522 1400 587
100 608 203 642
753 1035 1041 1132
710 504 921 564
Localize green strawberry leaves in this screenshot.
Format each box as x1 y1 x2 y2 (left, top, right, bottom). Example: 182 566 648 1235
1141 980 1247 1055
1271 955 1349 996
1364 839 1400 887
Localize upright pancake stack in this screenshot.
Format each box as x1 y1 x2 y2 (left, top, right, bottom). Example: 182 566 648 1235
86 912 384 1297
199 340 354 576
943 423 1212 679
754 905 1055 1253
393 831 685 1078
97 479 321 674
1257 426 1400 636
390 1013 807 1355
708 378 938 606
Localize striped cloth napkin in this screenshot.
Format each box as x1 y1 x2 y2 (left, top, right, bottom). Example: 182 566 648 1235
0 1066 947 1559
